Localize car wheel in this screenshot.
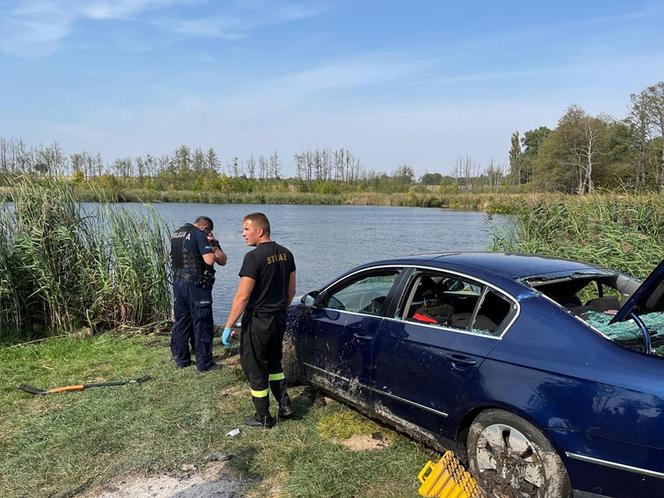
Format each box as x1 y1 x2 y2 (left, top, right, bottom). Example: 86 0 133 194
282 331 303 387
467 409 571 498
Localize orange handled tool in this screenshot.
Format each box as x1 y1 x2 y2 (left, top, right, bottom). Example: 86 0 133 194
17 375 151 395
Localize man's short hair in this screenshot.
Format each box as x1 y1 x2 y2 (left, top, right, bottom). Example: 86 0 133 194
194 216 213 231
243 212 270 236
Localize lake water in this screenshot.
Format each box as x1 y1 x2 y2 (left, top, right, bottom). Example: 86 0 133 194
116 203 508 323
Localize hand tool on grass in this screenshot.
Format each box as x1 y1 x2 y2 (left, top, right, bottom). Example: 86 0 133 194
17 375 151 395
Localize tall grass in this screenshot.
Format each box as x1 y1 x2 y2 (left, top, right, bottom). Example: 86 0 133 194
70 187 563 212
491 194 664 278
0 177 171 339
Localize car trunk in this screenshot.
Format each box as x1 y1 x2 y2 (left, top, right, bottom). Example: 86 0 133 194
525 259 664 356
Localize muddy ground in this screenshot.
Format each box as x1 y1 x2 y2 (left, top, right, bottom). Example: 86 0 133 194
81 461 245 498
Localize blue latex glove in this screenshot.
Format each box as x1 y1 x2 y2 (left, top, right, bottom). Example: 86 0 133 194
221 327 232 348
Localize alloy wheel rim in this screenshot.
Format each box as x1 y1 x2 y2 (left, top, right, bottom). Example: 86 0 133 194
474 423 546 497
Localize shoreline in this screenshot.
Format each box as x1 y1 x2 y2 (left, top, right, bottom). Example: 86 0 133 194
2 186 562 213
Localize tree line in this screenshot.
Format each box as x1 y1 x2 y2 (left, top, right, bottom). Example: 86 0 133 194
0 138 429 194
1 80 662 195
507 81 664 193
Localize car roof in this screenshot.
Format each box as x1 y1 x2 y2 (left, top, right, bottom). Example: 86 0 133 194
362 252 606 280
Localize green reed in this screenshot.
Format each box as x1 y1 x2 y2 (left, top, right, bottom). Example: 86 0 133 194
0 177 171 339
491 194 664 278
72 187 559 212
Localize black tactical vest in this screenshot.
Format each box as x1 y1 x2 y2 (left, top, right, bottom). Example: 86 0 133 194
170 224 214 288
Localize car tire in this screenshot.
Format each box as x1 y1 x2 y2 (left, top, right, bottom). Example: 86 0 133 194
282 330 303 387
467 409 571 498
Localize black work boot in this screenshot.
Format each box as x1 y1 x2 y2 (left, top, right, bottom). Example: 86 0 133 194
244 413 275 428
270 379 294 418
245 395 275 428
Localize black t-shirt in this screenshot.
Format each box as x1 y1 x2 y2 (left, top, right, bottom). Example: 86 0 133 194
239 241 296 312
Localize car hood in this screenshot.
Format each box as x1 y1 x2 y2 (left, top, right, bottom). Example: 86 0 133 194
611 259 664 323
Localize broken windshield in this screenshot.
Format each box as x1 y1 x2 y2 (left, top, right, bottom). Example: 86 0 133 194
580 310 664 355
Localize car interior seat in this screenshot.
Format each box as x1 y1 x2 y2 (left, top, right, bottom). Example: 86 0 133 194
410 277 453 324
448 312 498 331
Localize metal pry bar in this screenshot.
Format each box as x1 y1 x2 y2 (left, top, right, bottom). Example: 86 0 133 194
17 375 151 395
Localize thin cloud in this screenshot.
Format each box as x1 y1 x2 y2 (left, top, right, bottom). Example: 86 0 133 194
1 1 74 56
77 0 200 20
273 58 426 93
77 0 195 20
200 54 431 120
157 0 332 39
0 0 195 56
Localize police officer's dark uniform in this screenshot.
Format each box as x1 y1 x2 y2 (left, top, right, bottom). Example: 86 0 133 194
239 241 295 427
170 223 217 372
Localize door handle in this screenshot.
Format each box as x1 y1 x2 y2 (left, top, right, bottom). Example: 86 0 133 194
446 354 477 367
352 333 373 343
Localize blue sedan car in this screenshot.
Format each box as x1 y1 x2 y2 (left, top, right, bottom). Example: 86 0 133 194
284 253 664 498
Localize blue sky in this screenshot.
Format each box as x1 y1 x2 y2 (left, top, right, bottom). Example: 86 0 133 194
1 0 663 176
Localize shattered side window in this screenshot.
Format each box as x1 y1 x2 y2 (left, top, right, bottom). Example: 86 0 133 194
580 310 664 355
402 271 515 337
472 290 514 337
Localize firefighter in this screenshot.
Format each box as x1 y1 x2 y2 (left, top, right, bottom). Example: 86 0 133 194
170 216 227 372
223 212 296 428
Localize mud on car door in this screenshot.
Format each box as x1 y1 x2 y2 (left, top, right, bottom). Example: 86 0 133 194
372 269 517 446
304 268 405 410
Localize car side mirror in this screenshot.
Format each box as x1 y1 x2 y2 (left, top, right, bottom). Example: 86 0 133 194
302 290 320 307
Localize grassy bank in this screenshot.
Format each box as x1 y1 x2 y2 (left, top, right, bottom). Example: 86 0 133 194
0 334 432 497
67 187 564 213
0 178 171 341
491 193 664 278
6 183 663 219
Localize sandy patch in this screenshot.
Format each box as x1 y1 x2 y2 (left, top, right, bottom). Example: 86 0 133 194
82 461 244 498
333 433 391 451
244 471 289 498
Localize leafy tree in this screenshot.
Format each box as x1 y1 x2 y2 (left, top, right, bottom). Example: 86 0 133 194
508 131 522 184
174 145 191 178
206 148 220 172
72 168 85 184
393 164 415 184
420 172 443 185
641 82 664 189
520 127 550 185
34 162 48 175
534 107 608 193
628 91 652 190
598 120 636 189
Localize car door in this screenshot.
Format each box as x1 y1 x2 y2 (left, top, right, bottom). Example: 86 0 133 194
304 267 404 410
372 269 517 445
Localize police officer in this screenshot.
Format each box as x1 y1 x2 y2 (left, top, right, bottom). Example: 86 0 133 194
171 216 227 372
223 212 296 428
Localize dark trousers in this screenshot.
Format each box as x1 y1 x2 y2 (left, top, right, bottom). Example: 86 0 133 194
171 280 214 371
240 311 286 402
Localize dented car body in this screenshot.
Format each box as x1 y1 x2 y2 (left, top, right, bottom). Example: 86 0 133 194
286 253 664 498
